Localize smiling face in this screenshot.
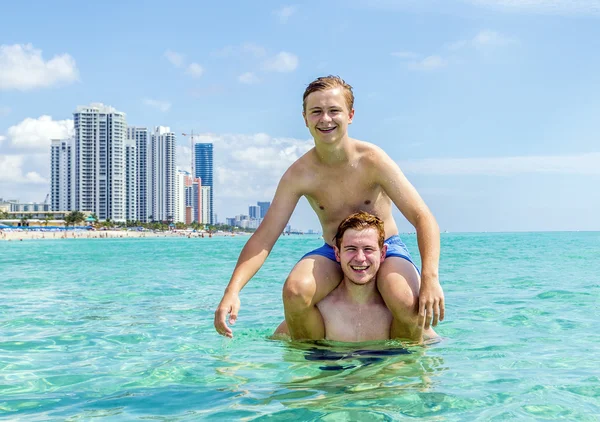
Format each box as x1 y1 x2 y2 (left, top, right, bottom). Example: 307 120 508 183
334 228 387 286
303 87 354 145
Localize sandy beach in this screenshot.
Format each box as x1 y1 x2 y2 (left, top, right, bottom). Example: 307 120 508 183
0 229 245 241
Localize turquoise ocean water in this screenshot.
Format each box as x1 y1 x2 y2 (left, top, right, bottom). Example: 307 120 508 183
1 232 599 420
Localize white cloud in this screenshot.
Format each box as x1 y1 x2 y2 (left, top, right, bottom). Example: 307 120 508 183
0 44 79 91
177 133 312 200
274 5 298 23
164 50 185 68
143 98 171 112
263 52 299 72
0 135 5 145
187 63 204 77
0 155 48 184
400 152 600 175
464 0 600 15
391 51 419 59
449 30 516 51
164 50 204 78
238 72 260 84
241 43 267 58
7 115 74 151
176 145 191 172
408 55 447 71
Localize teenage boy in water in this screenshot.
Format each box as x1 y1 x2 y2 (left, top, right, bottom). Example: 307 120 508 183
215 75 444 342
273 212 438 342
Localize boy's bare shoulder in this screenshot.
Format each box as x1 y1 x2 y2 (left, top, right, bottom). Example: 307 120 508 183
352 139 393 170
353 138 388 158
281 148 318 181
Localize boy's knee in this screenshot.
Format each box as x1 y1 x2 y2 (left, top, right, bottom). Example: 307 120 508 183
377 277 419 315
283 277 316 308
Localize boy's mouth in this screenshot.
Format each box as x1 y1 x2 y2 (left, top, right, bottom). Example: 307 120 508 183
317 127 336 133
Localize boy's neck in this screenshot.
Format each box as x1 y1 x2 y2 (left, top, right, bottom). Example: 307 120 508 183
338 277 380 305
314 136 353 164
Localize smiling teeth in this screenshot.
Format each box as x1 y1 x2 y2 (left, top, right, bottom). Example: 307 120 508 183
351 266 368 270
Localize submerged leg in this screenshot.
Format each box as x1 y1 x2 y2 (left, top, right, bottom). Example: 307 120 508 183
282 256 342 340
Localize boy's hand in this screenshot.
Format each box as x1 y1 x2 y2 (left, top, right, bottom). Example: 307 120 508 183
214 293 241 338
418 277 445 329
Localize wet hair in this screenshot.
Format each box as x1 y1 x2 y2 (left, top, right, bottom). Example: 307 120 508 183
302 75 354 112
334 211 385 250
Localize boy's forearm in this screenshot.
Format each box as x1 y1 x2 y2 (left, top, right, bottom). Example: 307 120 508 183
224 243 270 294
415 214 440 281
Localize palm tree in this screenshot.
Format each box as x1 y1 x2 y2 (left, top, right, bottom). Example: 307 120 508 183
65 210 85 228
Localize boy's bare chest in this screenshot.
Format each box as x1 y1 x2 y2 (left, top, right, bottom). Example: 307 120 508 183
305 173 383 218
320 300 392 342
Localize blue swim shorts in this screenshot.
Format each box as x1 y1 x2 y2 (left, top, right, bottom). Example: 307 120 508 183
301 235 420 274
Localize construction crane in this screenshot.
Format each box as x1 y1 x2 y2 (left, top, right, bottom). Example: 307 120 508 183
43 193 50 205
181 130 201 176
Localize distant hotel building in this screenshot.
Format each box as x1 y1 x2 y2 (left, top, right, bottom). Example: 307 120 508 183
51 104 129 221
50 138 74 211
194 143 214 225
150 126 176 222
257 201 270 219
226 201 271 230
128 127 149 222
249 205 261 219
175 170 188 224
124 138 137 221
50 104 176 223
201 186 211 224
175 170 202 224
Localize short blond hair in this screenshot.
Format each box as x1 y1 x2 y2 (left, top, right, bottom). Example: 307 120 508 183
334 211 385 250
303 75 354 112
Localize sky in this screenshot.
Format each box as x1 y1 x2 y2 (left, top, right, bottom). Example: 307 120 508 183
1 0 599 232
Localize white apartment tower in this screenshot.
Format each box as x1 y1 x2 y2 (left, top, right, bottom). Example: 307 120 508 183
201 185 211 225
50 138 75 211
73 104 127 221
128 127 150 222
150 126 176 222
175 170 188 224
124 138 137 221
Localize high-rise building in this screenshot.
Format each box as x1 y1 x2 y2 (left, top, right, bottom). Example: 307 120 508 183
175 170 188 224
257 201 271 219
124 138 137 221
249 205 261 219
128 127 150 222
201 186 211 224
50 138 74 211
194 143 214 225
149 126 176 222
72 104 127 221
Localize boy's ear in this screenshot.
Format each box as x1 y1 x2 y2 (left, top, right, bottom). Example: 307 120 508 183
380 244 387 263
334 246 341 263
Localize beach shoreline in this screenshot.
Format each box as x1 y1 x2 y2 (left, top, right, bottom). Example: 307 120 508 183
0 229 247 241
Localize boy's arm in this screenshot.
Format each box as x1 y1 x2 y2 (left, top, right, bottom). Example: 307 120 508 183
214 169 302 338
373 148 445 329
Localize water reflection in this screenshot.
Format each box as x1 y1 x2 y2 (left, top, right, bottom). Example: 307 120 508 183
211 337 447 418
